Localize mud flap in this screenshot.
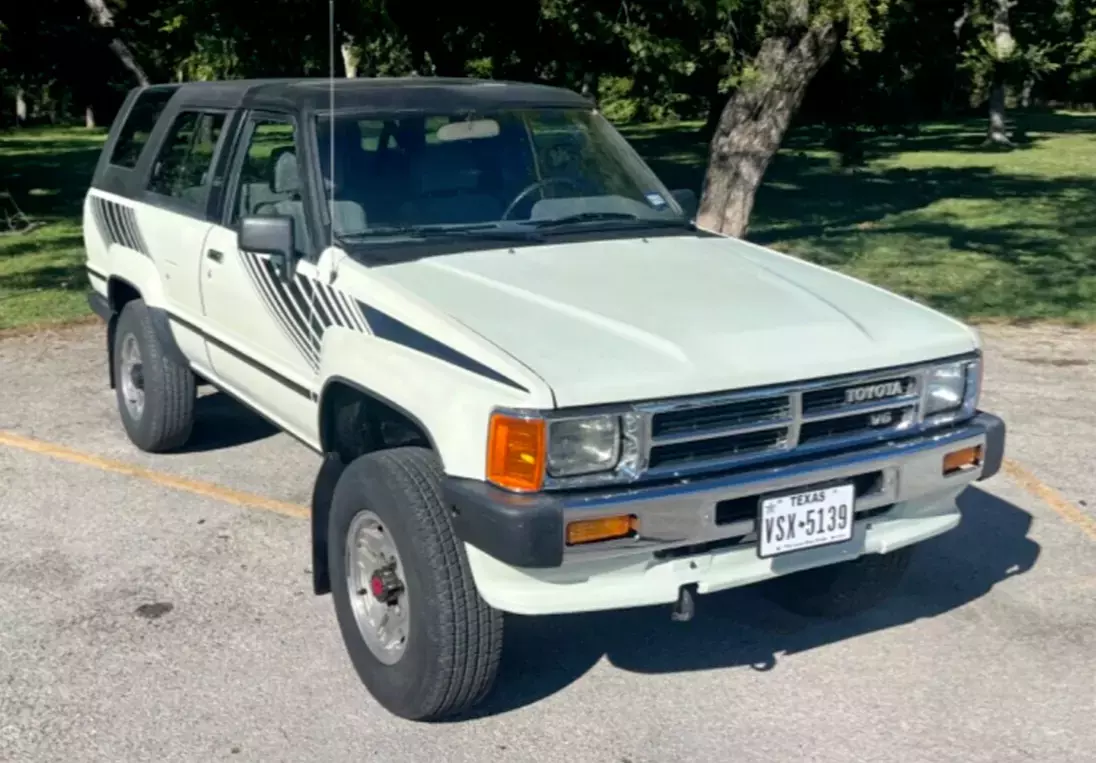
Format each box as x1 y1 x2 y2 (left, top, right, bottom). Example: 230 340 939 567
311 453 345 595
107 312 119 389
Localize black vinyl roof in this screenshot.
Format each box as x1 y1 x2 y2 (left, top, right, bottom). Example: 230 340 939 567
156 76 594 115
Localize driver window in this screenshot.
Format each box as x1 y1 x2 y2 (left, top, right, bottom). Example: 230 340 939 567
231 118 309 255
233 120 299 223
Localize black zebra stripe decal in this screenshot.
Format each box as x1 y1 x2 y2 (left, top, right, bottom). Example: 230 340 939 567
238 250 527 391
357 302 529 392
240 250 371 373
89 195 148 255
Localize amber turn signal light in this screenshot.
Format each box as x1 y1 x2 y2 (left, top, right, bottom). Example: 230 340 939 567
566 515 637 546
487 413 546 492
943 445 982 475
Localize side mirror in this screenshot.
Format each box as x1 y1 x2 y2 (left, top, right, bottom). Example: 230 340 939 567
670 188 698 220
239 215 295 279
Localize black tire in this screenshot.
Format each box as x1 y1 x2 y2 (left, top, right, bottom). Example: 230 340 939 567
761 546 915 618
328 447 504 721
112 299 196 452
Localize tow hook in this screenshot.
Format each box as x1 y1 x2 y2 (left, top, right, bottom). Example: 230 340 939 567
671 584 697 622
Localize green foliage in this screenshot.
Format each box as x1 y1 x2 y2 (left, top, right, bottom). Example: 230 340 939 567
596 76 642 123
1069 3 1096 98
623 110 1096 322
2 0 1093 129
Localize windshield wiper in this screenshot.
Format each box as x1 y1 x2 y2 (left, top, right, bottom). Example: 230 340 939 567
529 211 688 230
529 212 639 228
340 223 542 243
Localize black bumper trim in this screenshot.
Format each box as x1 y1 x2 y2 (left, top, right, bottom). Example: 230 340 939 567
443 479 564 569
972 411 1006 480
87 291 112 322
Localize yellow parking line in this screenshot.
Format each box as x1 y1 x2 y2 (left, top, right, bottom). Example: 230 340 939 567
0 430 310 519
1002 459 1096 542
1 430 1091 542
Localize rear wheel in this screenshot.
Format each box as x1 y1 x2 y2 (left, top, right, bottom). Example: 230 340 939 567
112 299 196 452
328 447 503 721
761 546 915 618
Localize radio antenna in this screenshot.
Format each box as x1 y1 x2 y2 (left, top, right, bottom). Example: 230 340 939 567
327 0 336 250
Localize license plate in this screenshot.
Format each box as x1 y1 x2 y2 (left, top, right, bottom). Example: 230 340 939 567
757 482 856 558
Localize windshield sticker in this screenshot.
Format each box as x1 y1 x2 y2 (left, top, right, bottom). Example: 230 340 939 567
644 192 668 209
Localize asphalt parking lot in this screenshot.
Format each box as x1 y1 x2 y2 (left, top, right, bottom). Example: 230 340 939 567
1 322 1094 763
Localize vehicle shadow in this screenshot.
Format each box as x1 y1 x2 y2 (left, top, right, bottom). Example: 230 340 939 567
177 390 280 452
464 486 1039 720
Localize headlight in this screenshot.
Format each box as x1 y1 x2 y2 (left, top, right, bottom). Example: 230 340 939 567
487 410 633 492
547 416 621 477
924 363 966 416
922 357 980 423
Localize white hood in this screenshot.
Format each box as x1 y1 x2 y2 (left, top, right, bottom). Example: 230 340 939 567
374 234 979 408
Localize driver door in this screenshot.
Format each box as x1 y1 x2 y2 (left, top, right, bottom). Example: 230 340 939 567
198 111 319 441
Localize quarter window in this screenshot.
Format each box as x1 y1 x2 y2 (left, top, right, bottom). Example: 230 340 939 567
109 87 175 168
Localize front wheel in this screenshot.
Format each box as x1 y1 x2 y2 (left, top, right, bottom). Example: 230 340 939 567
761 546 915 618
328 447 503 721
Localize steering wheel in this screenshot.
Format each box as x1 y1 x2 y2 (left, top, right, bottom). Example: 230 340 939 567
500 176 584 220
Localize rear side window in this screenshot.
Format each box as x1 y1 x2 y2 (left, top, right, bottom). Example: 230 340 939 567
109 87 175 168
147 110 227 210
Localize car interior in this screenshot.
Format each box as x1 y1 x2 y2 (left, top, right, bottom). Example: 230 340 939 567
236 109 663 249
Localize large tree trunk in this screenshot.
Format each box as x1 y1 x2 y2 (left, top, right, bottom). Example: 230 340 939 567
84 0 150 86
986 0 1016 146
696 22 840 237
987 74 1009 143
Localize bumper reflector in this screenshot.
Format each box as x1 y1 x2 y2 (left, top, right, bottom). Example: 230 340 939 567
566 515 636 546
943 445 982 475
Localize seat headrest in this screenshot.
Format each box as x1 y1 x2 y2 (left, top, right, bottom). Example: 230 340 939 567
271 149 300 195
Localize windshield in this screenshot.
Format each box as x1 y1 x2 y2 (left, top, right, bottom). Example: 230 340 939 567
312 107 687 240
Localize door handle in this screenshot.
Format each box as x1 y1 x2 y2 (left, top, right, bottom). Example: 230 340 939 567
207 249 224 263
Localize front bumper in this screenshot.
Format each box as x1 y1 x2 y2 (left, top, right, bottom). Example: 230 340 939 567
445 411 1006 570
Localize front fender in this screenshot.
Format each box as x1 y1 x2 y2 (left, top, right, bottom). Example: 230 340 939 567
316 326 552 480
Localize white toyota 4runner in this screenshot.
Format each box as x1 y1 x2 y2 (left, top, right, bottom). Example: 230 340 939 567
83 77 1006 721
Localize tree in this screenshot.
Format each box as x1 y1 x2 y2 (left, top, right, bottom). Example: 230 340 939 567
1071 2 1096 101
985 0 1017 144
83 0 149 86
697 0 889 237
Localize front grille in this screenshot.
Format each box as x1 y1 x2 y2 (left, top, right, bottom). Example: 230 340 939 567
651 396 790 439
648 427 788 470
799 405 914 444
643 367 924 478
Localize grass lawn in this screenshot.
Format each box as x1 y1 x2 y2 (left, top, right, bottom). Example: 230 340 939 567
1 111 1094 330
622 110 1096 323
0 127 105 330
